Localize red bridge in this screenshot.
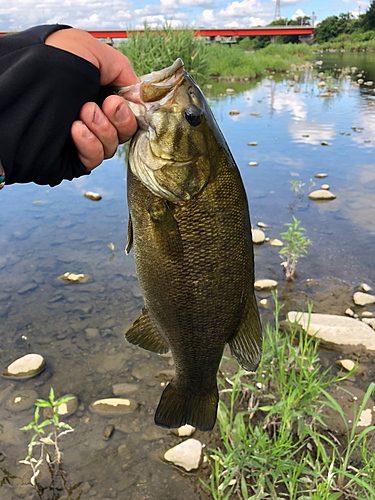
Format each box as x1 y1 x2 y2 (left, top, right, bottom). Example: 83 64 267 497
0 26 315 38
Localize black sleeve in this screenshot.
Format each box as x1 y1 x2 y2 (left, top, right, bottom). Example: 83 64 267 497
0 24 110 187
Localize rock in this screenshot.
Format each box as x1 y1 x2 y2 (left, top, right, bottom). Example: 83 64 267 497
155 369 175 381
254 279 278 291
248 162 258 167
251 112 261 117
362 311 374 317
302 134 309 137
321 184 330 190
18 283 38 294
287 312 375 352
85 328 100 339
358 79 364 84
353 292 375 306
112 383 139 396
259 299 268 308
248 142 258 146
226 88 235 94
83 192 102 201
257 222 268 228
173 424 196 437
89 398 139 415
229 110 240 115
59 272 91 284
3 353 45 379
321 141 329 146
314 173 328 178
360 283 372 293
102 425 114 440
268 238 283 247
5 389 38 412
308 190 336 201
252 229 265 245
362 318 375 330
141 425 166 441
164 438 202 471
44 394 78 418
345 308 355 317
335 359 356 372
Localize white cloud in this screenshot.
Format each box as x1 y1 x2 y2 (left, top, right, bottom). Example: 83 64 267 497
292 9 306 20
179 0 213 5
201 9 216 25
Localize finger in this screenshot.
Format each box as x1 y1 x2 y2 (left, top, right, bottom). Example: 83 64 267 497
79 102 119 159
102 95 138 144
71 120 104 171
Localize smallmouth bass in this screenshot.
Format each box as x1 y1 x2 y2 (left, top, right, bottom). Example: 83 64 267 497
119 59 262 432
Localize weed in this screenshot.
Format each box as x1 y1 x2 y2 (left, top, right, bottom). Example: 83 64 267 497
279 216 310 281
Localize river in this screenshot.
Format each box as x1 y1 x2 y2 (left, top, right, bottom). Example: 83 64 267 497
0 52 374 499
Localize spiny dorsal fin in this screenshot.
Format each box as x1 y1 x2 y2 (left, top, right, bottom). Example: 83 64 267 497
229 294 262 372
125 309 169 354
125 215 133 255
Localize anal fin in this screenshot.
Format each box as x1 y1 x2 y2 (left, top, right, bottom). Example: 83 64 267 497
229 294 262 372
125 308 169 354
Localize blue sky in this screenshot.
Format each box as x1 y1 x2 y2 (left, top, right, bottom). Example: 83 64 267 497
0 0 371 32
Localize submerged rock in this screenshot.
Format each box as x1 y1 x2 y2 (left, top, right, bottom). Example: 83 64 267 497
44 394 78 418
164 438 202 471
287 312 375 352
254 279 278 291
5 389 38 412
112 383 139 396
59 272 91 284
89 398 139 415
353 292 375 306
3 353 45 380
308 190 336 202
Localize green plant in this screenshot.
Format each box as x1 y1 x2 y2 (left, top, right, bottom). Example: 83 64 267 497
200 292 375 499
20 388 74 490
279 216 310 281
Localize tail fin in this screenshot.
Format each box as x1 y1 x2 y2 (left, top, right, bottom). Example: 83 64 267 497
154 383 218 432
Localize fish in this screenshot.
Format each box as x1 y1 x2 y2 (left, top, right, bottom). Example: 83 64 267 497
118 58 262 432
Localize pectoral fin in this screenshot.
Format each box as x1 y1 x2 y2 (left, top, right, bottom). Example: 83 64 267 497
125 308 169 354
148 199 183 260
125 215 133 255
229 294 262 372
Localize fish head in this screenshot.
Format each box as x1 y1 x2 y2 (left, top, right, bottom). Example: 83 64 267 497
118 59 218 202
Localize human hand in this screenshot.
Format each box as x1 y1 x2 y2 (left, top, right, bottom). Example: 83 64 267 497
45 28 139 171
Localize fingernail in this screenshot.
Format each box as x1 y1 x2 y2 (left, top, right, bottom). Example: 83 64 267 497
82 123 94 139
115 103 130 123
92 107 106 127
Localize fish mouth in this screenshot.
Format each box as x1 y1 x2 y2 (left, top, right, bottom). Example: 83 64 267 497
117 58 185 113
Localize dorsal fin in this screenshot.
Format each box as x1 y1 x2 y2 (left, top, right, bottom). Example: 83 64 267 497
125 308 169 354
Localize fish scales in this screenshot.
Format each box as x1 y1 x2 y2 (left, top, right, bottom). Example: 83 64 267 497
120 58 262 431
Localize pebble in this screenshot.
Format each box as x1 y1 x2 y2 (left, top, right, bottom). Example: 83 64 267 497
267 238 283 247
251 112 261 117
321 141 329 146
59 272 91 284
362 318 375 330
18 283 38 294
335 359 356 372
314 173 328 178
257 222 268 228
3 353 45 379
254 279 278 291
85 328 100 339
154 369 175 381
308 190 336 201
164 438 202 472
229 110 240 115
112 383 139 396
360 283 372 293
89 398 139 415
5 389 38 412
252 229 265 245
321 184 330 190
141 425 167 441
353 292 375 306
259 299 268 308
83 192 102 201
226 88 235 94
248 162 258 167
345 308 355 317
248 142 258 146
173 424 196 437
362 311 374 317
44 394 78 418
102 425 115 440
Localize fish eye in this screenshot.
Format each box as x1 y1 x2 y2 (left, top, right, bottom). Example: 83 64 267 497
184 106 202 127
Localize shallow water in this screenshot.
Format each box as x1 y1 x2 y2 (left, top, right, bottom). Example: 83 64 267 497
1 53 375 499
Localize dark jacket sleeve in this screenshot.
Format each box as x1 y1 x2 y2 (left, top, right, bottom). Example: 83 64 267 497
0 24 109 187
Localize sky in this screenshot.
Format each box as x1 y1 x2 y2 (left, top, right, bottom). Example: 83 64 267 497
0 0 371 32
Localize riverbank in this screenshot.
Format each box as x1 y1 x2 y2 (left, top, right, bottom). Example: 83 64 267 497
313 31 375 52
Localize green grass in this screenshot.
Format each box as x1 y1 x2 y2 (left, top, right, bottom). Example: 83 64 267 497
200 292 375 499
313 30 375 51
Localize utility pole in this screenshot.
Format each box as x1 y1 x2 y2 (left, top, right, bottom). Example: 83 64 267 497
275 0 281 20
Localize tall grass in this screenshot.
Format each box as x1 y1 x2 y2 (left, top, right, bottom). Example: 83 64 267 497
201 292 375 499
314 30 375 51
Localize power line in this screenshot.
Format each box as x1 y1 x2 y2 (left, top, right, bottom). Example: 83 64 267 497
275 0 281 20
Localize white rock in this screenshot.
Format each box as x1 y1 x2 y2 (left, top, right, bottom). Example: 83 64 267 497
226 88 235 94
254 279 278 291
257 222 268 228
353 292 375 306
174 424 196 437
89 398 139 415
164 439 202 471
259 299 268 308
314 173 328 178
358 408 372 427
248 162 258 167
308 190 336 201
335 359 356 372
248 142 258 146
362 311 374 317
362 318 375 330
360 283 372 293
83 192 102 202
3 354 45 379
268 238 283 247
345 308 355 317
252 229 265 245
287 312 375 352
59 272 91 284
321 184 330 190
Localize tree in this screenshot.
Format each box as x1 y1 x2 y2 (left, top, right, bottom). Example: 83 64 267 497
363 0 375 30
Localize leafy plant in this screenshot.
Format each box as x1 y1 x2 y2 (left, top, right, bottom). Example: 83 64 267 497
279 216 310 281
20 388 74 491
